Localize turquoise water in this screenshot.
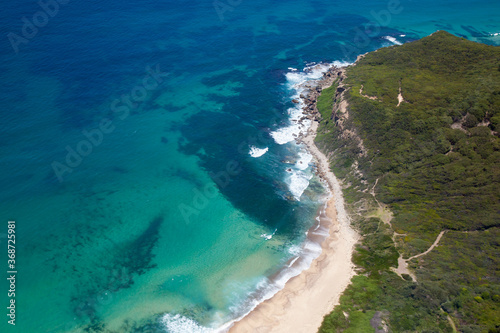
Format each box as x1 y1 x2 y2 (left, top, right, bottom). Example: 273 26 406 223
1 0 499 331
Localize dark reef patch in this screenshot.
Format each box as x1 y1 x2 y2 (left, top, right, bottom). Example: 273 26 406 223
71 216 164 328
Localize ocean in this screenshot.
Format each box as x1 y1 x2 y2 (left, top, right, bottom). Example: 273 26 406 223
1 0 499 331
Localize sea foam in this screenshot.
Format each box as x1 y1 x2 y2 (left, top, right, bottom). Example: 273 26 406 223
269 105 310 145
288 170 312 200
161 314 216 333
271 62 350 147
269 63 333 145
260 228 277 240
271 64 340 200
227 236 325 323
249 146 269 157
383 36 403 45
295 150 312 170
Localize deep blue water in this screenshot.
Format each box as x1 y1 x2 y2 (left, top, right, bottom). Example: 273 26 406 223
1 0 499 332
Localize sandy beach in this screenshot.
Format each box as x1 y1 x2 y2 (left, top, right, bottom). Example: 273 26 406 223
229 120 359 333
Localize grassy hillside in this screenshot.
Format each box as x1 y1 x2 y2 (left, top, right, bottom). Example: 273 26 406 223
316 31 500 332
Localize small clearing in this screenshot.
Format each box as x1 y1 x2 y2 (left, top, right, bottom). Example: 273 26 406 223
397 82 406 107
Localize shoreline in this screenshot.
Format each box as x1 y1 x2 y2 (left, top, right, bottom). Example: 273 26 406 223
229 66 359 332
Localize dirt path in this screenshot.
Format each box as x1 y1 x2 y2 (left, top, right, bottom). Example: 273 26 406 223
392 230 447 282
359 85 378 100
397 93 403 106
397 83 405 107
407 230 447 261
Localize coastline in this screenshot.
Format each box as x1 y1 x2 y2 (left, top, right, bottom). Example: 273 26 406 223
229 67 359 332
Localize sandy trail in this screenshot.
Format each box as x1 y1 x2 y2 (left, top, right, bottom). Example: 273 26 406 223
408 230 447 261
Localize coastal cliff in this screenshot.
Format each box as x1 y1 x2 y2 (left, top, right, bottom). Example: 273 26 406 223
313 31 500 332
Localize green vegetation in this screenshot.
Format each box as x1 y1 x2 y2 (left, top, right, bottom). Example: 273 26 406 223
316 31 500 332
317 82 338 119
